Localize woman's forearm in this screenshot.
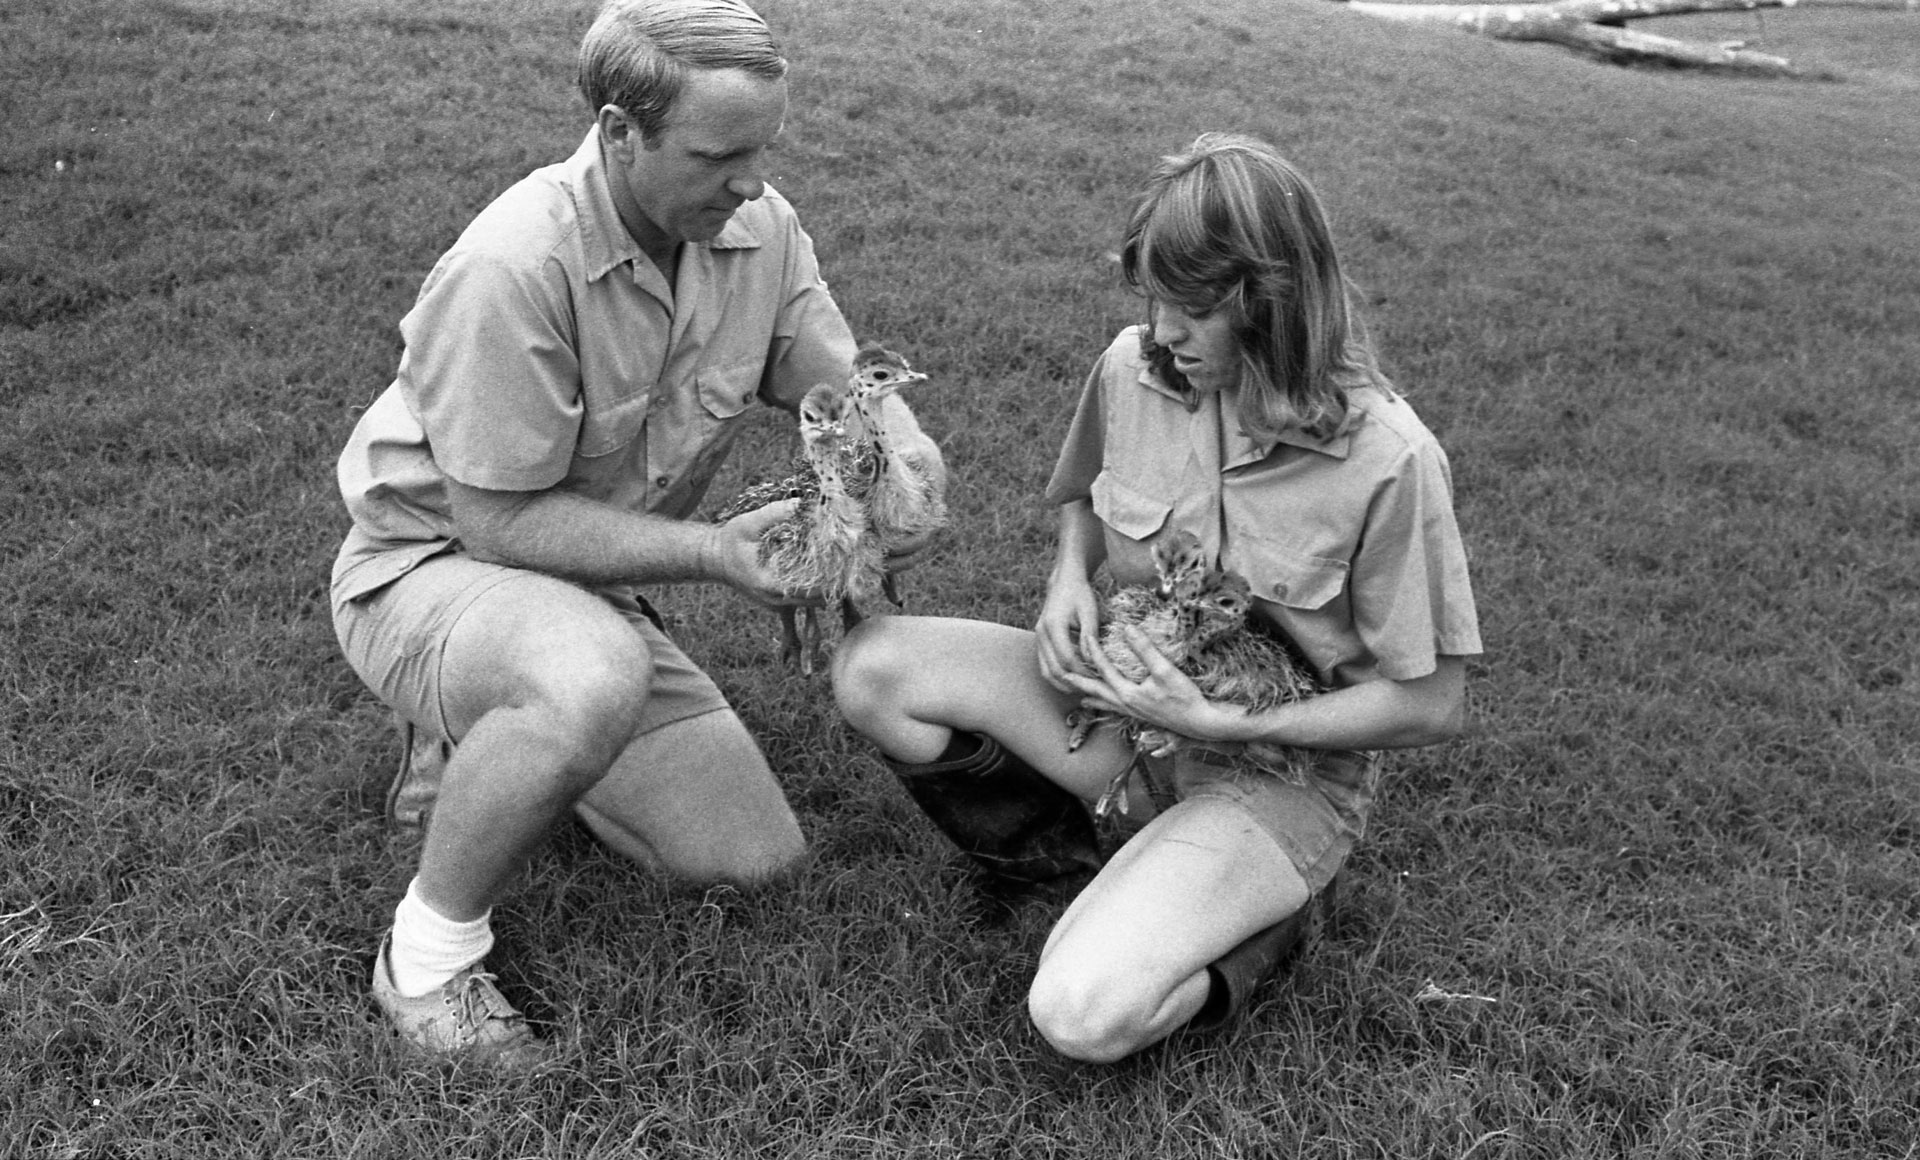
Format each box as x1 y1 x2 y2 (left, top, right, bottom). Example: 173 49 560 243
1202 657 1468 752
1049 499 1106 587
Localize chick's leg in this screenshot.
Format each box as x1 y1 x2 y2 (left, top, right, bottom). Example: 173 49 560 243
778 606 804 672
800 606 821 677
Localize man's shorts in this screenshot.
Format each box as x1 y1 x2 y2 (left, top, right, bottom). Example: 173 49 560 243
1128 746 1379 897
331 552 730 754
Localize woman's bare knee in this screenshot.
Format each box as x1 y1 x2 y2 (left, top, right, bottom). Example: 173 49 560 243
1027 966 1157 1064
830 617 919 731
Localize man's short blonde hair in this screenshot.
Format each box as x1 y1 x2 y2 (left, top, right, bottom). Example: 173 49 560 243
578 0 787 139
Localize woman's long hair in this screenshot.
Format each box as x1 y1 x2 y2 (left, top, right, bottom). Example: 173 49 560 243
1120 132 1387 442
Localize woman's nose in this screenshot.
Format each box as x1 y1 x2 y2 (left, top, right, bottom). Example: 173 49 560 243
1150 303 1186 342
727 173 766 202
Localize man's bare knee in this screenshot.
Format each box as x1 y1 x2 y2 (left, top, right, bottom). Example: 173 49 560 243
682 824 809 888
580 707 805 882
515 642 656 786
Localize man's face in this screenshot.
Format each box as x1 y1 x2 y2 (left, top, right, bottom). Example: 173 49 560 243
613 67 788 258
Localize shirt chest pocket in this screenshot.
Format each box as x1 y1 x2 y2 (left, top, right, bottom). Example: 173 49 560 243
1089 471 1174 542
639 359 766 503
1232 534 1349 611
577 393 650 459
1089 471 1182 589
697 360 763 421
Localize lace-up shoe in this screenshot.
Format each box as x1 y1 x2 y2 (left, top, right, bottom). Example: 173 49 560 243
371 936 546 1068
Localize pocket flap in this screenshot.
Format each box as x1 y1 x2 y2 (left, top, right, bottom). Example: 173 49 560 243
1090 471 1174 541
1234 536 1348 610
696 361 765 421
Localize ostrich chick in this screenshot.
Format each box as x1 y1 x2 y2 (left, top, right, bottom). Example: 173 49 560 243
1126 572 1324 783
1065 528 1212 752
1067 530 1325 818
721 383 883 674
843 342 946 607
1074 572 1258 818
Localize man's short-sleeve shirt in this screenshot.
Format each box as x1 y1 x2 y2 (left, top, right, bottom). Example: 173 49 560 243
333 128 855 600
1045 327 1482 689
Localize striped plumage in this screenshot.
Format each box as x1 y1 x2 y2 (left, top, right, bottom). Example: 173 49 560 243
1067 530 1325 818
713 459 817 519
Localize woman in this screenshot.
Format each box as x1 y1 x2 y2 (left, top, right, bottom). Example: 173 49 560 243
832 133 1481 1063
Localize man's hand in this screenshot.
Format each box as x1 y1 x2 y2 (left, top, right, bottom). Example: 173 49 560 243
880 526 943 576
710 500 827 609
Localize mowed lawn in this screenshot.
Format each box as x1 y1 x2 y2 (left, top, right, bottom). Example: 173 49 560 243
3 0 1918 1156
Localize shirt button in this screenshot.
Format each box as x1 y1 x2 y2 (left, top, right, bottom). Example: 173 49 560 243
655 475 670 488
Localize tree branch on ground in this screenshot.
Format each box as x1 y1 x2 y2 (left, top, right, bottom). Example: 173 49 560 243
1336 0 1814 76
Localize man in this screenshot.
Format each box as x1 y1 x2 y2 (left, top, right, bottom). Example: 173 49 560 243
329 0 939 1065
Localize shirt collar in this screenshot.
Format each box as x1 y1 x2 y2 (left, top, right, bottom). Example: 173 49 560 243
1134 359 1355 466
1271 422 1353 460
566 129 643 283
565 128 765 284
1133 359 1193 408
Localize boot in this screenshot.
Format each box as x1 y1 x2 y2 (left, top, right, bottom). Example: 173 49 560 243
885 732 1103 888
1188 871 1342 1030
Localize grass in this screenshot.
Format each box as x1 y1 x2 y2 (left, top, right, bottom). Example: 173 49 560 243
4 0 1918 1156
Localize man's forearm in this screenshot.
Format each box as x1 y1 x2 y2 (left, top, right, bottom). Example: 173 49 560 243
451 483 725 588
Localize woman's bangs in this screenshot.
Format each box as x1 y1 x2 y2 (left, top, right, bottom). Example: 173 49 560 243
1135 230 1231 316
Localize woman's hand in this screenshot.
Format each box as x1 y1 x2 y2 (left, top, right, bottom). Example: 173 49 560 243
1057 623 1226 746
1035 571 1102 693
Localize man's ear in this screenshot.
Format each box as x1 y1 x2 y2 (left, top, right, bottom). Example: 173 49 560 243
596 104 642 158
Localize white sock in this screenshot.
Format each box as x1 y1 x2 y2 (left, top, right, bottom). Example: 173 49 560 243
386 878 495 999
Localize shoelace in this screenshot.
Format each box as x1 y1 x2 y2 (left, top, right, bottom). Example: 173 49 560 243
446 971 524 1044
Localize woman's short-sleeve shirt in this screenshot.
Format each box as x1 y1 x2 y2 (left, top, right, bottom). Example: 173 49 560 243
1045 327 1481 688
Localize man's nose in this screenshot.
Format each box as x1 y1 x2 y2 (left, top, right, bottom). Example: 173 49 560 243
727 173 766 202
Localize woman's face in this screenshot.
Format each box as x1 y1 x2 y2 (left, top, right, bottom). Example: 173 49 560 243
1148 299 1241 394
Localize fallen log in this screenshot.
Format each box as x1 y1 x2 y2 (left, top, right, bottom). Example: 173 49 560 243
1339 0 1807 76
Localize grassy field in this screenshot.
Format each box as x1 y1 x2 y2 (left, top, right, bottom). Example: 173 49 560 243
4 0 1918 1156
